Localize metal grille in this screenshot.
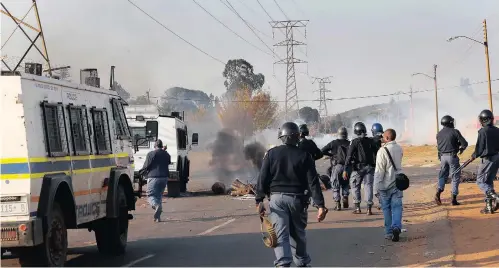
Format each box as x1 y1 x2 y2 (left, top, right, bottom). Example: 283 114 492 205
93 110 111 154
1 227 19 241
43 105 66 154
112 100 127 137
69 107 89 153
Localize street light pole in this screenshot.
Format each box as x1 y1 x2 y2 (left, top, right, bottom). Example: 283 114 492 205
483 19 494 113
448 20 494 113
433 64 439 134
412 65 440 135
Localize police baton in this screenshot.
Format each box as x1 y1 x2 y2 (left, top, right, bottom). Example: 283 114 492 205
450 158 474 177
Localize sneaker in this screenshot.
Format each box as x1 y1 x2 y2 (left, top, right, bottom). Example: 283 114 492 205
384 234 393 240
392 228 400 242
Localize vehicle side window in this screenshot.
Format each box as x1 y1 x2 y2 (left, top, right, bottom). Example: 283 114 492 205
176 128 187 150
41 102 69 157
67 105 91 155
91 108 112 155
111 99 131 139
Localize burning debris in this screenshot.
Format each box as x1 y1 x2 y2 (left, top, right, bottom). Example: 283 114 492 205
230 179 256 196
211 179 256 196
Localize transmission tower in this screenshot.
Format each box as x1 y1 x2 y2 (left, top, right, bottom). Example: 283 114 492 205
270 20 308 119
312 76 332 118
1 0 52 76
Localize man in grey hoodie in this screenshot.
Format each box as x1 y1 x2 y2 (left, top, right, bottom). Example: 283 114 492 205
374 129 404 242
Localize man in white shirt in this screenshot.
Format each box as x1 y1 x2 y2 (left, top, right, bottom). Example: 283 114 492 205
374 129 404 242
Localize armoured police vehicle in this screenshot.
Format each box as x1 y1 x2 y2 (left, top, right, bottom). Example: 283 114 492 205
125 105 198 196
0 66 145 266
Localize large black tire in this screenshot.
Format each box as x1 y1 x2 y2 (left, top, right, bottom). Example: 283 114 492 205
180 158 189 193
95 184 128 256
18 203 68 267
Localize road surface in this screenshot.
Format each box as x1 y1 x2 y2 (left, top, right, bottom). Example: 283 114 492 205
1 165 468 267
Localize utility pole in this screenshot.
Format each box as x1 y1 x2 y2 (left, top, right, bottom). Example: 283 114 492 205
483 19 494 113
146 89 151 104
270 20 308 120
409 85 414 137
312 76 332 132
411 64 439 135
433 64 439 134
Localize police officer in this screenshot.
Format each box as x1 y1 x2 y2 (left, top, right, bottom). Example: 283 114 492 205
321 126 351 210
371 123 384 209
298 124 324 160
256 122 328 267
435 115 468 206
371 123 384 153
343 122 377 215
471 110 499 214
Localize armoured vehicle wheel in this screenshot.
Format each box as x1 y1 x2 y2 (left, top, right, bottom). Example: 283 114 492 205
95 184 128 255
19 202 68 267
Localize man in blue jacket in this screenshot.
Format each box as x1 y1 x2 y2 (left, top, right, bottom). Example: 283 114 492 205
139 139 171 222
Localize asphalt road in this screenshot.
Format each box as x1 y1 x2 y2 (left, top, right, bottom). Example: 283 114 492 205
1 165 470 267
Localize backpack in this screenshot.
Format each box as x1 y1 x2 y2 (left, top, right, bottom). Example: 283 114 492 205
336 143 348 164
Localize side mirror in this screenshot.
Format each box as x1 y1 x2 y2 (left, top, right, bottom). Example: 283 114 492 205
192 133 199 146
146 120 158 141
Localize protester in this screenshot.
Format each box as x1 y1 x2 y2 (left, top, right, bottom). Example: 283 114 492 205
139 139 171 222
374 129 404 242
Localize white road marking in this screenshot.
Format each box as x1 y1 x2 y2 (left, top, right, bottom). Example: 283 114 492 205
403 165 414 167
197 218 236 236
122 254 155 267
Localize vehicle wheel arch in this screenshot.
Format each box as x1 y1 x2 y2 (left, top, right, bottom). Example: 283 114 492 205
36 173 77 229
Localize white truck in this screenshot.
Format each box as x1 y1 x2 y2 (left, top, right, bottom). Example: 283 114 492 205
0 67 143 266
125 105 198 197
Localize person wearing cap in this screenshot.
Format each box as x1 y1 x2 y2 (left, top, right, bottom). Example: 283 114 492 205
139 139 171 222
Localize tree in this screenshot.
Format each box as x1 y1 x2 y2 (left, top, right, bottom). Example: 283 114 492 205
222 59 265 93
217 86 278 138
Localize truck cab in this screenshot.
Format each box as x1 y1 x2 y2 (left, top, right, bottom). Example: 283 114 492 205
125 106 198 197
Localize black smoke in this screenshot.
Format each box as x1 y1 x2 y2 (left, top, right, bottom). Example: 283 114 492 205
243 142 266 170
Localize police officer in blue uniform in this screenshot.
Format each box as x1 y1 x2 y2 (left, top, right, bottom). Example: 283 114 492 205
343 122 377 215
298 124 324 160
472 110 499 214
435 115 468 206
256 122 328 267
321 126 351 210
371 123 384 209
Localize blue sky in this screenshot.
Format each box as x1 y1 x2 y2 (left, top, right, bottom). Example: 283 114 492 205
1 0 498 114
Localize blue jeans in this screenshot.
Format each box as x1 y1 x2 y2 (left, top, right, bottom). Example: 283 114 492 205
147 177 168 220
379 187 403 236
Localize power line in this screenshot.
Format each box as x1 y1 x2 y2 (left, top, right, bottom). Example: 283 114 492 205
141 78 497 103
273 0 290 20
127 0 225 65
191 0 272 57
220 0 278 58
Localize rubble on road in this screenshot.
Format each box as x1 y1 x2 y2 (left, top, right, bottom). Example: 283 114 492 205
230 179 256 196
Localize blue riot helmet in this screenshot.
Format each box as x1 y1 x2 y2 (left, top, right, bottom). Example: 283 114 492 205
371 123 383 137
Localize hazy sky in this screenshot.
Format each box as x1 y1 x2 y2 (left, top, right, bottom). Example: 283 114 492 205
1 0 498 113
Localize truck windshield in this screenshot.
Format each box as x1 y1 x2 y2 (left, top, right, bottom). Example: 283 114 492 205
131 127 150 148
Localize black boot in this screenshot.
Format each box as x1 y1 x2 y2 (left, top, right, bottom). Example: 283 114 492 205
434 189 443 205
334 201 341 211
353 203 361 214
342 196 349 209
489 191 499 211
480 197 494 214
451 194 461 206
366 205 373 215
